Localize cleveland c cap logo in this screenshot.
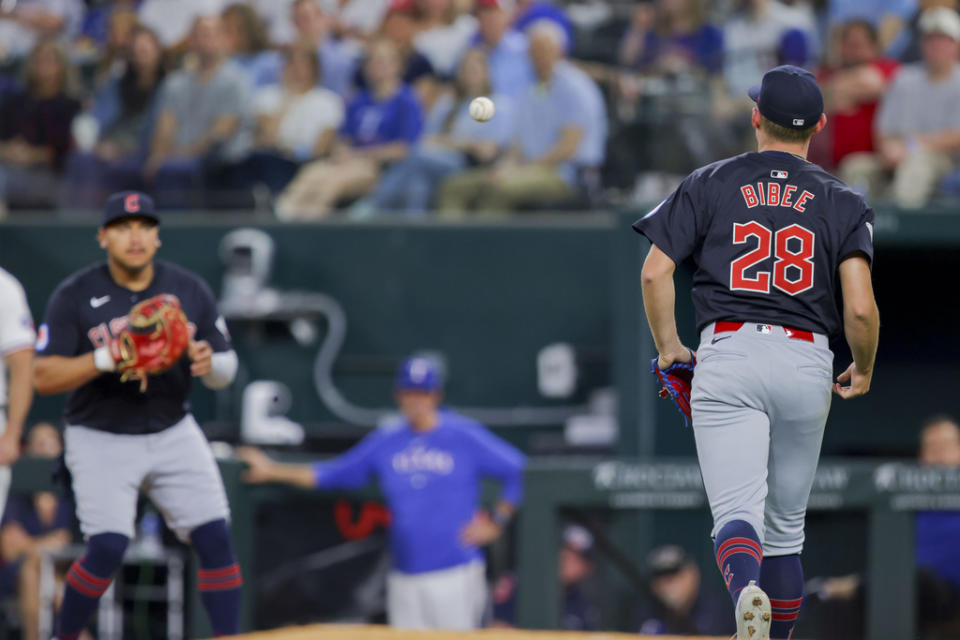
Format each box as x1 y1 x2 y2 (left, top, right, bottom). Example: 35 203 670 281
124 193 140 213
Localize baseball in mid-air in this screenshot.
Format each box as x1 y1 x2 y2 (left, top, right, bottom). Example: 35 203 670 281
469 96 495 122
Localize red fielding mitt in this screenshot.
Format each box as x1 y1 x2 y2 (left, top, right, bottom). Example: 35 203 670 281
108 294 190 392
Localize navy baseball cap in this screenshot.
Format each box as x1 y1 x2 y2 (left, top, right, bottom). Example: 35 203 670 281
103 191 159 227
395 357 442 392
748 65 823 130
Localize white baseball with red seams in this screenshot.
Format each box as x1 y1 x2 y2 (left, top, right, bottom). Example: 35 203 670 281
468 96 495 122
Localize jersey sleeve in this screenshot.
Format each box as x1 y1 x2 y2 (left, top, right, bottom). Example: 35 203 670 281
191 278 232 353
311 429 386 490
36 284 82 358
631 173 704 264
465 423 527 506
838 202 875 267
0 274 35 355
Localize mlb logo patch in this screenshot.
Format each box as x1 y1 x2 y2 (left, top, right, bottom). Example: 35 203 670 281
756 324 773 335
771 170 788 179
793 118 805 126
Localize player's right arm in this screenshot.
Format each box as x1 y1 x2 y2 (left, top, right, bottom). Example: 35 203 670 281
238 429 384 491
31 283 104 395
32 353 101 396
235 447 317 489
641 244 692 368
835 255 879 399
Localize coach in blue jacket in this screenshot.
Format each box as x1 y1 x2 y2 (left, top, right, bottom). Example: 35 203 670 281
237 356 526 630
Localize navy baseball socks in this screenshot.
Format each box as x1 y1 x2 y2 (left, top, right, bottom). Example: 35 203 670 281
191 519 243 636
715 520 764 604
57 522 241 639
759 554 804 639
56 532 129 640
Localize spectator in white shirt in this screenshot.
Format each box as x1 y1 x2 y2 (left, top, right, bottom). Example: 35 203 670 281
138 0 227 49
291 0 362 97
414 0 478 77
0 0 83 61
240 43 345 193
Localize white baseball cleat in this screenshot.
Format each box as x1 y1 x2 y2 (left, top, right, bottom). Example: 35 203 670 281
736 580 772 640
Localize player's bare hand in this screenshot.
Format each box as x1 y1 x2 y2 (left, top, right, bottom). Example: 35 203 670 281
833 362 872 399
236 446 277 483
0 431 20 466
460 511 502 547
657 346 694 370
188 340 213 377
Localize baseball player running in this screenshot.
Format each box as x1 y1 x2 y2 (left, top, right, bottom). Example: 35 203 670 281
634 66 879 640
0 266 36 518
32 191 243 639
238 356 526 630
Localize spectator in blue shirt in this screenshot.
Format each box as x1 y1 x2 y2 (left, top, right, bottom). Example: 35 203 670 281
473 0 534 97
437 19 595 213
361 48 515 214
290 0 362 98
352 0 438 104
62 26 168 211
829 0 916 57
84 4 139 89
0 423 75 640
810 414 960 639
619 0 725 76
238 356 526 630
276 38 423 219
512 0 574 52
916 415 960 595
222 3 284 88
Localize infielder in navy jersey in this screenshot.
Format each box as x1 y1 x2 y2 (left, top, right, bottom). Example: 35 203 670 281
633 66 880 640
32 192 243 639
238 357 526 630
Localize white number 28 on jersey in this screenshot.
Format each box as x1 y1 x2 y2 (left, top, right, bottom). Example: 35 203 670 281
729 222 815 295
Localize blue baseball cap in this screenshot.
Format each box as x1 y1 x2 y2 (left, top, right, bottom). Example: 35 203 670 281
748 65 823 131
395 357 442 392
103 191 159 227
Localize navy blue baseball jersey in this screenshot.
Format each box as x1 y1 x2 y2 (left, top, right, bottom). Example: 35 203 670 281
36 260 231 434
633 150 874 337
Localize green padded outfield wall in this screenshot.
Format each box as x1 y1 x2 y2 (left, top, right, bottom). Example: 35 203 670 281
2 212 959 455
0 218 613 449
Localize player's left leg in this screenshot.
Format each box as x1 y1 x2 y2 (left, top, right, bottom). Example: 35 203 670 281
690 331 771 607
763 339 833 639
145 415 240 635
189 519 243 635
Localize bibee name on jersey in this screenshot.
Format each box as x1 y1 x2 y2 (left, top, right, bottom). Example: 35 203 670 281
740 182 815 212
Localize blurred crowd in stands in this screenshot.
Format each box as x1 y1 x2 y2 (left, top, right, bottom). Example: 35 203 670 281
2 0 960 218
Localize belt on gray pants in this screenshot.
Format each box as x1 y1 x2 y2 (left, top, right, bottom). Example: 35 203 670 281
713 321 815 343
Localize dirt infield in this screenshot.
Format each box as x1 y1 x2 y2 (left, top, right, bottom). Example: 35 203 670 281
227 624 725 640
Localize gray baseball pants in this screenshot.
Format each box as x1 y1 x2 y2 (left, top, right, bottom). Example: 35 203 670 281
691 321 833 556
